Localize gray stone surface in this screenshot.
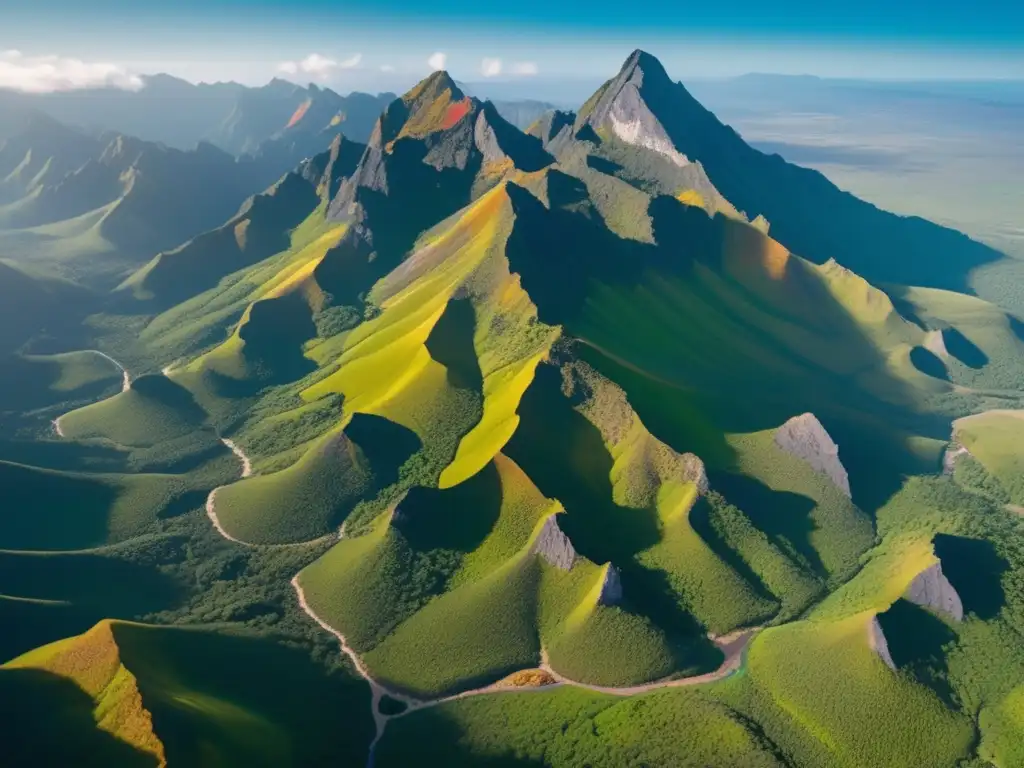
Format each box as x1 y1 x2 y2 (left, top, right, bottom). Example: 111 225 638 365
774 413 851 497
870 616 897 670
906 562 964 622
532 514 578 571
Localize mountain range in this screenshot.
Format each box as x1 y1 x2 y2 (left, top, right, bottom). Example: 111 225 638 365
1 50 1023 768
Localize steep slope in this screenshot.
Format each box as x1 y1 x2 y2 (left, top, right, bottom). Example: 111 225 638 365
0 112 102 205
212 80 391 154
563 50 1001 291
0 261 92 355
120 133 365 307
2 621 373 767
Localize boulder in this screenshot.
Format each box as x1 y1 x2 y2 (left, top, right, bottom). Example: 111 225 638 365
870 616 896 670
906 561 964 622
774 413 851 497
532 515 578 571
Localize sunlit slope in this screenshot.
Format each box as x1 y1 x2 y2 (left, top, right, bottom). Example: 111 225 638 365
893 285 1024 391
2 620 374 767
954 410 1024 505
2 620 166 766
120 134 366 308
300 453 680 697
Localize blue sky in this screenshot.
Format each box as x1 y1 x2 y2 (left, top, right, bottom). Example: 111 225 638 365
2 0 1022 94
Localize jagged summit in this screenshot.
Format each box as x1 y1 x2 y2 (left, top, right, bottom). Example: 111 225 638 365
568 49 1001 290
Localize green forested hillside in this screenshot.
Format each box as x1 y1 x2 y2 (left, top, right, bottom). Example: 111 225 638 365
3 50 1023 768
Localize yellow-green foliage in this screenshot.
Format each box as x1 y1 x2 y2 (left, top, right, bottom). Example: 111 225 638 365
56 377 207 450
699 493 824 620
450 453 562 587
363 554 543 696
980 684 1024 767
898 285 1024 391
213 429 371 545
6 620 373 767
743 615 974 767
955 410 1024 505
376 685 783 767
5 620 166 765
637 508 779 634
137 217 345 375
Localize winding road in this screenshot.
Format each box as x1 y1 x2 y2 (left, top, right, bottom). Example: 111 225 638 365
50 351 759 767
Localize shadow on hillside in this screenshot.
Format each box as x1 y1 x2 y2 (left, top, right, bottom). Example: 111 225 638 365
374 706 547 767
395 462 501 554
709 472 826 576
425 297 483 390
689 495 783 601
942 327 989 369
877 598 960 709
934 534 1009 620
111 624 375 767
910 346 950 380
0 668 160 767
503 363 720 663
236 293 318 386
642 71 1004 291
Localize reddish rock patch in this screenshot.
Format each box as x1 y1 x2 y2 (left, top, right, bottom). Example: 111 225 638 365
442 98 472 130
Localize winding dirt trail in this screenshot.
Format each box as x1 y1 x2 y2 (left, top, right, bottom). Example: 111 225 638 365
290 544 758 767
90 350 132 393
49 349 757 765
204 438 255 544
51 350 131 437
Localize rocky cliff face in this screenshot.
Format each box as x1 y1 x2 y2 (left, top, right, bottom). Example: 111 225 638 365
532 514 578 571
870 616 897 670
907 562 964 622
774 413 851 497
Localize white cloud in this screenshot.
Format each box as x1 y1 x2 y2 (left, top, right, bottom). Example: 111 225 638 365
380 64 396 73
427 52 447 71
277 52 362 79
480 58 503 78
510 61 539 76
0 50 143 93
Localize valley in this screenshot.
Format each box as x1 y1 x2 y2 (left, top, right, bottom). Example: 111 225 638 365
1 48 1023 768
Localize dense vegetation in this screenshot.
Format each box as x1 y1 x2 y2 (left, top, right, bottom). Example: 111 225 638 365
3 49 1024 768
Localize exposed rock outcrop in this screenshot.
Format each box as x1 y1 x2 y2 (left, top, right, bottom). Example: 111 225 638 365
597 564 623 606
906 562 964 622
774 413 851 497
870 616 897 670
532 514 578 571
924 329 949 359
558 358 709 494
942 442 970 475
